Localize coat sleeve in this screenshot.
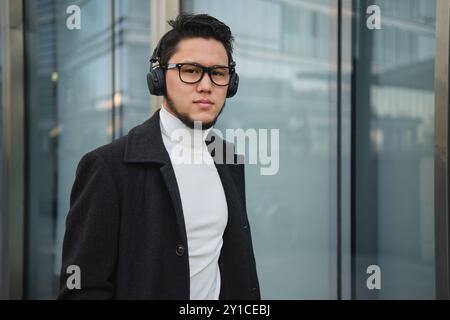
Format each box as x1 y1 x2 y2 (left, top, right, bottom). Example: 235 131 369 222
58 151 121 300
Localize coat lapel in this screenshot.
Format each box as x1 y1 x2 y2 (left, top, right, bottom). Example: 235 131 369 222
159 165 188 246
206 130 247 229
123 109 188 247
214 163 246 230
123 109 245 251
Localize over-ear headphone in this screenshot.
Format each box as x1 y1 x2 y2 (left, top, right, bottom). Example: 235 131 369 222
146 34 239 98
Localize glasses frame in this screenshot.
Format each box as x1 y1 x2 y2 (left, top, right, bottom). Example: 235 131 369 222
163 62 234 86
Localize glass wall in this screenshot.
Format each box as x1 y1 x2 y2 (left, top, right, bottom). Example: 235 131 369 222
15 0 443 299
24 0 151 298
183 0 340 299
353 0 436 299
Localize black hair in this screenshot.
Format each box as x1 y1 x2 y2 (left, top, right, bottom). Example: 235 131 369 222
158 13 234 66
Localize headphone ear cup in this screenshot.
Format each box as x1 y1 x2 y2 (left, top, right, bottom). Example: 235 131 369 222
226 72 239 98
147 66 166 96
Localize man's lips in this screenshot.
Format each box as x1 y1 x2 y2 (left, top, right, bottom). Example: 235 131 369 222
193 99 214 109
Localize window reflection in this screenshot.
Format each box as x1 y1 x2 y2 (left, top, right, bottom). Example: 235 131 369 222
20 0 439 299
354 0 436 299
25 0 151 298
118 1 152 133
183 0 339 299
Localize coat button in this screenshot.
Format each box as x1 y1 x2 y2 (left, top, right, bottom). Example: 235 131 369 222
176 244 185 257
243 225 248 230
251 287 257 293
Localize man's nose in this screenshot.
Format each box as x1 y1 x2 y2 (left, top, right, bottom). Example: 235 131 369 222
196 72 213 92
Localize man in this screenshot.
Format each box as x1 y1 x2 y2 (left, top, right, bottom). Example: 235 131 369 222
59 13 260 300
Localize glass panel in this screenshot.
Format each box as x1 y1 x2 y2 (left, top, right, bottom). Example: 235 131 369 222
182 0 339 299
353 0 436 299
24 0 152 299
25 0 114 299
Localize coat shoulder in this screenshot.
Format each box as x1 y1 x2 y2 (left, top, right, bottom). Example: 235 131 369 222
97 135 128 158
83 134 128 170
82 122 143 168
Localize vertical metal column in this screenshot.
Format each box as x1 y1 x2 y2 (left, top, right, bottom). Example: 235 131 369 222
339 0 353 300
0 0 25 300
150 0 180 114
435 0 450 301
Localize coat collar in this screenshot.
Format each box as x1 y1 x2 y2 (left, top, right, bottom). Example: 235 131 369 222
123 109 170 165
123 108 240 165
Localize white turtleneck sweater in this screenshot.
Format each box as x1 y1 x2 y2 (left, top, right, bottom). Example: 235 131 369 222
159 105 228 300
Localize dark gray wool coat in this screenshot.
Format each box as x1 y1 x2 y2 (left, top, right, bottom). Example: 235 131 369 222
58 109 260 300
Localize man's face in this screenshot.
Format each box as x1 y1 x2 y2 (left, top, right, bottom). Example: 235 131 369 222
163 37 229 129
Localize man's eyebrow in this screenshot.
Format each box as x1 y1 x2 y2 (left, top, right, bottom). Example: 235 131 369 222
179 60 229 67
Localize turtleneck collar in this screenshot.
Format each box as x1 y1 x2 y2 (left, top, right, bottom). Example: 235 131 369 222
159 104 212 148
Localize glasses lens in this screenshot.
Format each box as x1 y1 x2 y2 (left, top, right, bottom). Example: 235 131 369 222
210 67 231 86
179 64 203 83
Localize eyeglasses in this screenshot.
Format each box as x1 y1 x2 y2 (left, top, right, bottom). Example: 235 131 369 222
163 63 234 86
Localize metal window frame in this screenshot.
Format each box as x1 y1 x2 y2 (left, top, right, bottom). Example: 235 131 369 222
0 0 25 300
435 0 450 301
339 0 353 300
150 0 180 113
350 0 379 300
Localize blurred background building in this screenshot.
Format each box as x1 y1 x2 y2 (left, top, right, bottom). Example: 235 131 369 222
1 0 449 299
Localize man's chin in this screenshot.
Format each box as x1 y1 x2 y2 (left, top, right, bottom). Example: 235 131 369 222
191 116 216 125
189 118 217 130
165 95 225 130
173 112 217 130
